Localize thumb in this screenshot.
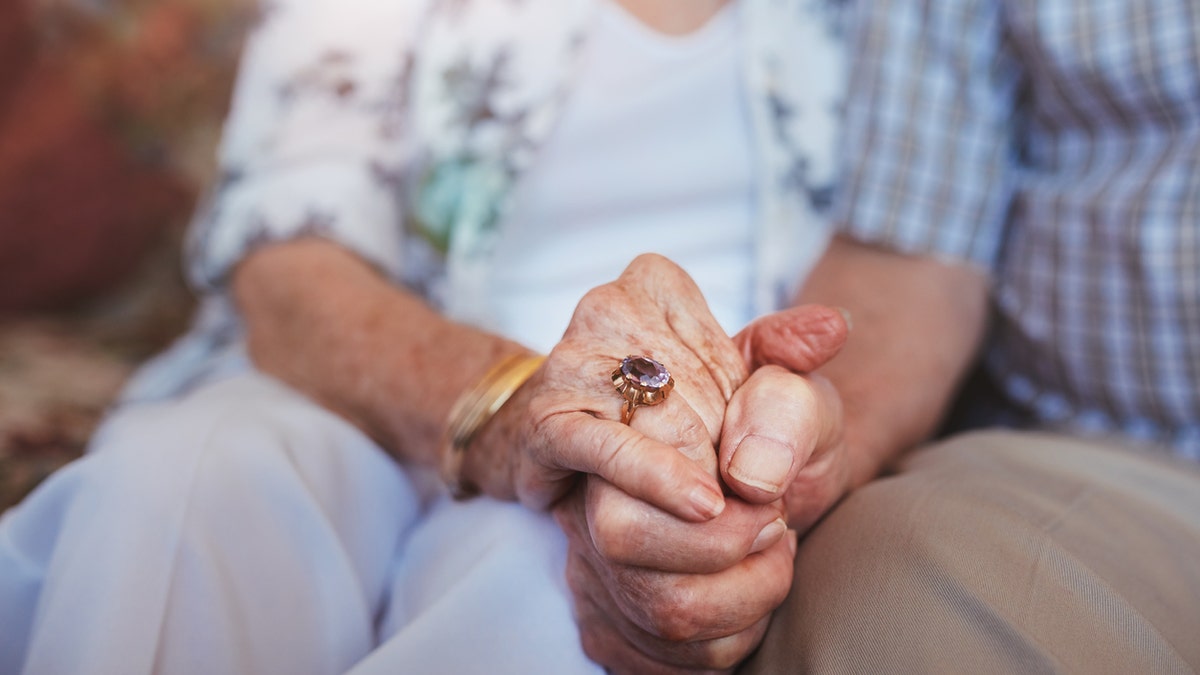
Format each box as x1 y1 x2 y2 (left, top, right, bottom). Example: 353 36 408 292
719 366 840 504
734 304 850 373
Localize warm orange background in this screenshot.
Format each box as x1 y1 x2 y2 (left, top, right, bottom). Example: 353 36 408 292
0 0 252 508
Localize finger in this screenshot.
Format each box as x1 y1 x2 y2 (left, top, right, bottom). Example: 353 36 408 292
540 345 723 464
559 491 691 675
607 532 796 645
571 532 797 669
720 367 844 503
733 304 849 373
586 476 786 574
556 484 795 671
536 411 725 521
567 552 749 675
627 386 719 474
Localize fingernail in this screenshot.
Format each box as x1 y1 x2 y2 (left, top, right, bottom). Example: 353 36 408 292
728 436 794 494
750 518 787 554
836 307 853 331
690 485 725 519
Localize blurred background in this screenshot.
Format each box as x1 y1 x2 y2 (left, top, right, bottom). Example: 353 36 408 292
0 0 255 509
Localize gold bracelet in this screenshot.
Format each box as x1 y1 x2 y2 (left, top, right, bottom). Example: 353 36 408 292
440 353 546 500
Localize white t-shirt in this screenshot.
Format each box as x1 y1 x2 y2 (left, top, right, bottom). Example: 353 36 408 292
488 1 756 353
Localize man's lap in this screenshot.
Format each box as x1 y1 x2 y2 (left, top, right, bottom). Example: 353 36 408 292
744 429 1200 674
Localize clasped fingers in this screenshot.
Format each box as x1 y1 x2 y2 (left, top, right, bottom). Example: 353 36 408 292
555 477 797 673
583 474 787 574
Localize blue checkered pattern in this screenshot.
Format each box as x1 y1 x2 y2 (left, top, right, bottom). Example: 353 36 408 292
835 0 1200 458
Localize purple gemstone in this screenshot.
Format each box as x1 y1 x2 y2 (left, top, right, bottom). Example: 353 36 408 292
620 356 670 390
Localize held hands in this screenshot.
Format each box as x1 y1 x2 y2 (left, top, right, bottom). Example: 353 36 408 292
538 255 851 673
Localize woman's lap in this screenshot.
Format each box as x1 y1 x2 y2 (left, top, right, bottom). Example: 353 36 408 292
356 495 602 674
0 372 597 674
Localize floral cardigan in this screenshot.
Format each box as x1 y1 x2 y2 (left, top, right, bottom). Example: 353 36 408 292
127 0 845 403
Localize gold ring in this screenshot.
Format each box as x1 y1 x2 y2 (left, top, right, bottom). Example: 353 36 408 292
611 355 675 425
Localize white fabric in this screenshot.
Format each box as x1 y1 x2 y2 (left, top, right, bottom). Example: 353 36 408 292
0 374 602 674
165 0 845 409
0 2 831 673
491 1 756 351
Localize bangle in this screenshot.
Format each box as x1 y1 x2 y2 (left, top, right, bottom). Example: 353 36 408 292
440 353 546 500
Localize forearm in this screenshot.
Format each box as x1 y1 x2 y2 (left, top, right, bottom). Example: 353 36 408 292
799 236 990 487
231 238 532 476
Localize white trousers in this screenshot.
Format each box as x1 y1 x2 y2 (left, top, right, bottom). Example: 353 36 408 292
0 373 603 675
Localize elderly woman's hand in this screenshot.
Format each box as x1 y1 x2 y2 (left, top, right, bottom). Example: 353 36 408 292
549 304 850 673
555 474 795 674
464 253 749 522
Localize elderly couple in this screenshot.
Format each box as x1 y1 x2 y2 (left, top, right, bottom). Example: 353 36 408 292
2 0 1199 672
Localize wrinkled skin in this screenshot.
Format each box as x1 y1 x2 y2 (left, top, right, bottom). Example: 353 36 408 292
542 254 851 673
492 253 748 521
243 245 850 672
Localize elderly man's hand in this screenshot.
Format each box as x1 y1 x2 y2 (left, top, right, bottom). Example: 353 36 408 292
552 304 850 672
725 305 853 529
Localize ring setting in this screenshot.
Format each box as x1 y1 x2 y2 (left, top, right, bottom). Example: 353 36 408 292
611 355 674 425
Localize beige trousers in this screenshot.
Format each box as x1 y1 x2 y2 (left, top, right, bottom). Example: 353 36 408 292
743 430 1200 674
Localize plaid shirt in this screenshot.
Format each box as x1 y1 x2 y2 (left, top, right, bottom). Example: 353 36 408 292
836 0 1200 459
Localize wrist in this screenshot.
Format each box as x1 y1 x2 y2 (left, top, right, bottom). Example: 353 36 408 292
440 353 545 500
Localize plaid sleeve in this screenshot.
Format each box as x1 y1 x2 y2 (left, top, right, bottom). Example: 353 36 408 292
185 0 424 291
832 0 1024 272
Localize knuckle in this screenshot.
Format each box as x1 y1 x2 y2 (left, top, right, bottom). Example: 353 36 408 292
576 284 622 316
658 455 694 494
675 413 709 447
649 614 701 645
627 251 670 272
641 582 702 642
708 535 745 568
596 430 640 481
